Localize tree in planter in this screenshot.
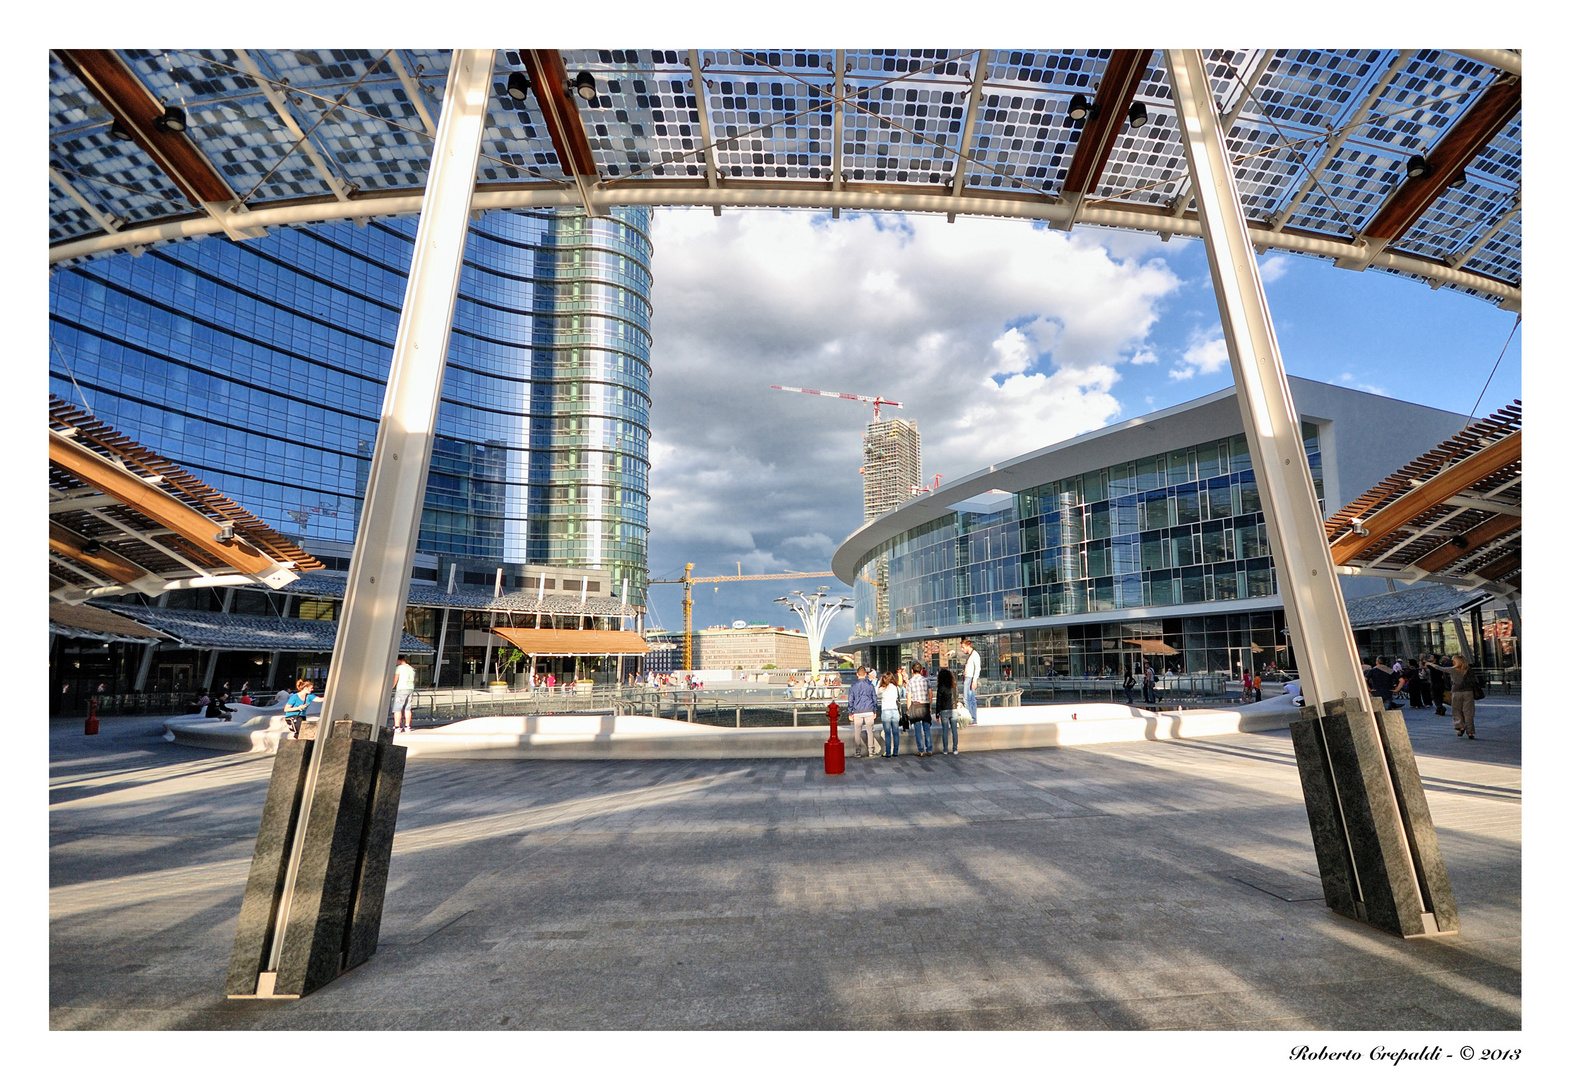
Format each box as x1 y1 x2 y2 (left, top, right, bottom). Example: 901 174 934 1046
493 647 525 686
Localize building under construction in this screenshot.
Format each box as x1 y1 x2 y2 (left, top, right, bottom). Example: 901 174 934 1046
861 417 921 637
862 418 922 522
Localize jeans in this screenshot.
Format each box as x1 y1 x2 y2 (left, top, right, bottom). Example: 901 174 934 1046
1124 685 1135 705
938 710 959 752
964 685 978 722
881 709 901 756
913 720 933 753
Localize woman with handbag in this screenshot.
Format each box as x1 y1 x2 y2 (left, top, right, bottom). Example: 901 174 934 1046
935 667 960 755
1431 654 1481 739
906 664 933 756
878 672 902 758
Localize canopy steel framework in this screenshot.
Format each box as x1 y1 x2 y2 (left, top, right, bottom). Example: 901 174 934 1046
48 48 1519 308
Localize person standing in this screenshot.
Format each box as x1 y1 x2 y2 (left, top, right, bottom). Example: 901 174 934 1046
1364 656 1401 711
848 666 878 760
878 672 902 758
1430 654 1480 739
1423 653 1447 717
907 664 932 756
935 667 960 755
960 638 981 722
390 655 416 734
1142 662 1156 706
1123 667 1136 706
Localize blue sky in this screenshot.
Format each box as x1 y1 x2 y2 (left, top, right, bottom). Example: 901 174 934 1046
641 209 1521 640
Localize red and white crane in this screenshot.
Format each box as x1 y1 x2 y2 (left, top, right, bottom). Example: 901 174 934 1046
770 384 903 423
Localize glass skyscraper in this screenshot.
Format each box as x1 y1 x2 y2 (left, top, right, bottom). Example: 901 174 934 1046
48 206 652 603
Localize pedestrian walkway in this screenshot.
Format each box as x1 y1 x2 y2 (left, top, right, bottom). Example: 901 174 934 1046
48 705 1521 1030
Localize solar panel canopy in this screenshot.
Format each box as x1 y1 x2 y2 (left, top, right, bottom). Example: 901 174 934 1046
48 48 1520 307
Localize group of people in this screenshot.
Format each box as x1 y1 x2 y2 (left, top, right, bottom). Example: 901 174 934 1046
1364 653 1486 739
844 638 983 759
1120 663 1165 706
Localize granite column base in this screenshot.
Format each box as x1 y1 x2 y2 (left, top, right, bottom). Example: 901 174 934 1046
225 722 407 999
1288 698 1457 939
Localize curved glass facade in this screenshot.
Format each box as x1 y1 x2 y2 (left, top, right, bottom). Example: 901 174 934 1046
850 426 1323 675
48 206 652 602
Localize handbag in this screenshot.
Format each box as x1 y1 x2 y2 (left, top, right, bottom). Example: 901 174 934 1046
1472 673 1486 700
907 701 930 723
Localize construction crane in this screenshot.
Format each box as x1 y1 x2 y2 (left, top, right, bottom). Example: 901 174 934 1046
771 385 903 423
647 563 835 671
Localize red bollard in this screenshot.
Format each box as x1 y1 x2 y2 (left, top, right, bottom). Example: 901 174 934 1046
84 698 99 736
824 700 845 775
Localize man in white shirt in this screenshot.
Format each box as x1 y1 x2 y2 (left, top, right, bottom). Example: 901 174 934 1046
390 655 416 734
961 638 981 722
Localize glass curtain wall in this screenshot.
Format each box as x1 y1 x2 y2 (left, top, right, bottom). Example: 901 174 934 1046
48 206 652 600
852 426 1323 670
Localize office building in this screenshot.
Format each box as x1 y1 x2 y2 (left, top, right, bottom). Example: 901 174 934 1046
833 378 1479 680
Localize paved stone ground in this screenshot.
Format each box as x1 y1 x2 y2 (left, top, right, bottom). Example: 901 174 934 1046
49 704 1521 1030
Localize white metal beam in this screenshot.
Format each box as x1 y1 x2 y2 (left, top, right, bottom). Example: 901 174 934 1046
386 49 439 139
950 50 991 202
1444 195 1520 270
1170 44 1433 930
49 166 122 234
266 49 495 976
235 50 352 202
686 50 722 216
1166 48 1274 219
1270 50 1415 231
1168 47 1375 717
831 50 845 218
45 178 1522 305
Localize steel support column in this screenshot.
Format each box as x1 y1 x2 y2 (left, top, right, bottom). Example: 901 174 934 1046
1167 48 1452 939
229 50 495 1000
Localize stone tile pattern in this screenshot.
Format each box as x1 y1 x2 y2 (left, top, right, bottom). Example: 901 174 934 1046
49 704 1523 1030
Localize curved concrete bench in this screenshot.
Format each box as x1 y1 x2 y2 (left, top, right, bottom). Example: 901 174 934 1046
160 697 1304 758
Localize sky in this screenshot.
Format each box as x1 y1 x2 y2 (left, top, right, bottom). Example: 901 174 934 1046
640 207 1523 643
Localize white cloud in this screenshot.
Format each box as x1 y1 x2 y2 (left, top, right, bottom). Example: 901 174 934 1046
645 208 1182 619
1169 328 1230 381
1259 254 1291 283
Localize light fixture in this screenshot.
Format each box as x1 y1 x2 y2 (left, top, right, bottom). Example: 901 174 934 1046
1067 93 1091 121
1406 153 1435 180
1449 169 1468 189
574 70 596 101
81 539 102 555
152 105 186 134
1127 101 1148 129
109 119 132 141
506 71 531 102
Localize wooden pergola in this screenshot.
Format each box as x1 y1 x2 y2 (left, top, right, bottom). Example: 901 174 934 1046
1325 401 1521 601
48 395 322 604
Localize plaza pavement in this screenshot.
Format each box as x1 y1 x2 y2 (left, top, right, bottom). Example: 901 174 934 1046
49 704 1521 1030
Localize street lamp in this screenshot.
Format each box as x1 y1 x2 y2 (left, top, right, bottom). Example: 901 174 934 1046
774 586 853 675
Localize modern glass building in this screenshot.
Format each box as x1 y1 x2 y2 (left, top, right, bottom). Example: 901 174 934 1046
833 378 1473 681
48 206 653 604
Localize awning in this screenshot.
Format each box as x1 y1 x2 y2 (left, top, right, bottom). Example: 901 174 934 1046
1342 585 1492 631
1124 638 1178 656
92 603 433 654
50 602 172 644
492 627 650 656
